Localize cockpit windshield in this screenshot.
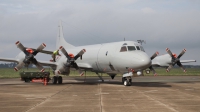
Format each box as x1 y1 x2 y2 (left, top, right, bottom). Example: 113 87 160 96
127 46 136 51
120 44 145 52
120 46 127 52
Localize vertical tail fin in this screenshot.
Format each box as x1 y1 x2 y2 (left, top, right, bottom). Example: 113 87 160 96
56 21 74 49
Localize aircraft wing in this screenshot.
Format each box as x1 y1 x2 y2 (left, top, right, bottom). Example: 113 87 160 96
151 60 197 67
0 57 18 63
180 60 196 63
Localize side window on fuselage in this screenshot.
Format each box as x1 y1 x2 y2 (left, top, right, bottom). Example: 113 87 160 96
120 46 127 52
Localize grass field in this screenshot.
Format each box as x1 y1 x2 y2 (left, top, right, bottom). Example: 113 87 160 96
0 67 200 78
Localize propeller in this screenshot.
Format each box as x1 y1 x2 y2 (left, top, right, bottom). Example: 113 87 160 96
149 52 159 76
57 46 86 74
14 41 46 72
166 48 186 72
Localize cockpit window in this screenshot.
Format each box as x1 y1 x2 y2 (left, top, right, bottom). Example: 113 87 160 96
140 46 145 52
120 46 127 52
136 46 140 50
127 46 136 51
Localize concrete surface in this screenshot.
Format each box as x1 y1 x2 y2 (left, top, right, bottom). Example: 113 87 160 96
0 76 200 112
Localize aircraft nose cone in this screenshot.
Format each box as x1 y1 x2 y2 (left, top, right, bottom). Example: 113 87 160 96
133 52 151 69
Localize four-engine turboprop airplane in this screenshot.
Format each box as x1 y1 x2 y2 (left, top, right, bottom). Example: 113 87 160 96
0 22 196 86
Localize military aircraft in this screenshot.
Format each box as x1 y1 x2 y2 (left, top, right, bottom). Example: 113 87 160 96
0 22 196 86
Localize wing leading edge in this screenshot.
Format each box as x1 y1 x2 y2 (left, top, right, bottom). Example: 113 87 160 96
0 57 18 63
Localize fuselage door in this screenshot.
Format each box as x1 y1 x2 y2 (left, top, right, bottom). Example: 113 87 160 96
97 44 115 72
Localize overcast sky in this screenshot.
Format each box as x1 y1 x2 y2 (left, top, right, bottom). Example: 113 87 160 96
0 0 199 65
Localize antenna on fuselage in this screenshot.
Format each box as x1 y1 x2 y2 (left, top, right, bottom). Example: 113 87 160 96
137 40 146 45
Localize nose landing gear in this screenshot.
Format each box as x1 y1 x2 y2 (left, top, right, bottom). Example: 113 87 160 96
122 76 132 86
122 72 133 86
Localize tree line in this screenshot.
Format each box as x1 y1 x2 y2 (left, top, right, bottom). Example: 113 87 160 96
0 63 34 68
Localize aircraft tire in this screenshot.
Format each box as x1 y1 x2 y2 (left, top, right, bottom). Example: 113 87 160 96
58 76 63 84
52 76 58 84
124 80 129 86
24 78 30 83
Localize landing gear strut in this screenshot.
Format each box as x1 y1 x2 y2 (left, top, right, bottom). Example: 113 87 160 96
96 72 104 82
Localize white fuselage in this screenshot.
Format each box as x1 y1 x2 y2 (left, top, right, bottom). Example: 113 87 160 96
56 41 151 74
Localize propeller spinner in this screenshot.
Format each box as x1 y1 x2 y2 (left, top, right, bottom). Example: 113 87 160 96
166 48 186 72
14 41 46 72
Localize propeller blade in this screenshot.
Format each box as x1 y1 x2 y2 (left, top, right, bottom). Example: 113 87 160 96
149 66 157 76
74 49 86 60
150 52 159 60
35 63 45 72
31 58 45 72
15 41 26 52
79 69 85 76
57 66 70 74
177 61 186 72
166 48 173 58
14 62 25 71
36 43 46 52
166 64 173 72
177 49 186 59
32 43 46 56
59 46 71 59
71 62 79 70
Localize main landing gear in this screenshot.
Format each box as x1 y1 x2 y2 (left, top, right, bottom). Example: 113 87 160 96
122 72 133 86
52 76 63 84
